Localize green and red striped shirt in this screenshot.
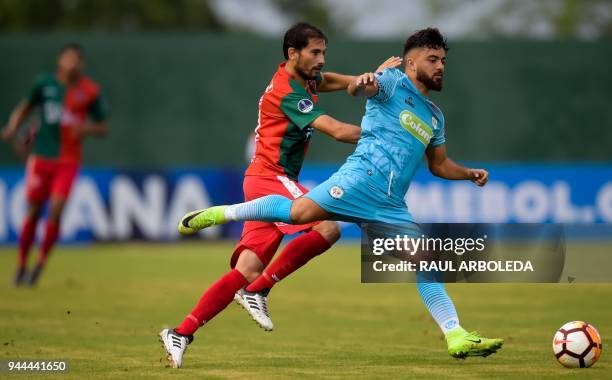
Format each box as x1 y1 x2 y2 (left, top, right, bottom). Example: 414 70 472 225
245 62 325 180
26 73 107 163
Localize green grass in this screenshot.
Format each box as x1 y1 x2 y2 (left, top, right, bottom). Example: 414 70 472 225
0 242 611 379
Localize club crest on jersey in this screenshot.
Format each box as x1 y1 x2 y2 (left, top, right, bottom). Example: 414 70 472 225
329 186 344 199
297 99 314 113
399 110 433 146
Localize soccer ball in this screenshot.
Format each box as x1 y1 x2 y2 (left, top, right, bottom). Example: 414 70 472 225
552 321 602 368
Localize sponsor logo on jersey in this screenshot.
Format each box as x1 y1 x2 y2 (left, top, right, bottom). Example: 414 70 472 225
329 186 344 199
276 175 304 199
432 116 438 128
297 99 314 113
399 110 433 146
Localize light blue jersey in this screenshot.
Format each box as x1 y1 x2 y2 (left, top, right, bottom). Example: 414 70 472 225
305 68 446 224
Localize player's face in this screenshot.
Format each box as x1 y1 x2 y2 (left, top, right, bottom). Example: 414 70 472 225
412 48 446 91
294 38 326 80
57 49 84 81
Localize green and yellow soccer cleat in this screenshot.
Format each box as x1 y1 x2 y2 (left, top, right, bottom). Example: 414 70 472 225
178 206 229 235
446 327 504 359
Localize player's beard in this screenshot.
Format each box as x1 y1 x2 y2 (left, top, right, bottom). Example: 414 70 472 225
417 69 443 92
295 62 320 81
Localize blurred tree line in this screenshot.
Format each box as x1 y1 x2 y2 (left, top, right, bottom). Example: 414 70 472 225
428 0 612 39
0 0 335 33
0 0 610 39
0 0 224 32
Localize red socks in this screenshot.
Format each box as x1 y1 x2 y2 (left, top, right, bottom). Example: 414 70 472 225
176 269 248 336
38 221 59 265
246 230 331 293
18 217 37 269
175 231 331 336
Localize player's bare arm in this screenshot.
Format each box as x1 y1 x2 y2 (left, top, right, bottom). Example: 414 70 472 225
310 115 361 144
322 56 402 93
1 100 33 141
318 72 355 92
347 56 403 97
425 144 489 186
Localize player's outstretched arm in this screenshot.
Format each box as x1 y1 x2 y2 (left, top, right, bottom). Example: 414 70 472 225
310 115 361 144
1 100 32 142
347 56 403 97
425 144 489 186
319 72 355 92
320 56 402 93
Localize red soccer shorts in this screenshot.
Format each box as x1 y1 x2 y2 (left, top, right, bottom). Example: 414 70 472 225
24 155 79 203
230 175 319 268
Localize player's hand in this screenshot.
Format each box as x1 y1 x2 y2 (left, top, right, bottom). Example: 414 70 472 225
354 72 376 89
375 56 403 73
468 168 489 187
1 126 16 142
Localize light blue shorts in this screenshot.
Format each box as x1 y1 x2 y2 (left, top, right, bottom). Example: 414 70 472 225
303 169 415 225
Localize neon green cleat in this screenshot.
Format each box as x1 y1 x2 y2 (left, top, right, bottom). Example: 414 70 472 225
178 206 229 235
446 327 504 359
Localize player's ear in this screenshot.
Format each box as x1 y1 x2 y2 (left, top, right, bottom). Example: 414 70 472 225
287 47 298 61
406 57 416 72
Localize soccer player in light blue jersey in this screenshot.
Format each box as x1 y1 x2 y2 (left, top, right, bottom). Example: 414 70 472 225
180 28 503 358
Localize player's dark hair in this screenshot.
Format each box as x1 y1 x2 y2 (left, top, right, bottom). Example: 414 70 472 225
283 22 328 59
403 28 448 56
60 43 84 58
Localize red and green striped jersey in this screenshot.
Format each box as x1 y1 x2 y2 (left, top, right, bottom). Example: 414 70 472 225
26 73 107 163
245 62 325 180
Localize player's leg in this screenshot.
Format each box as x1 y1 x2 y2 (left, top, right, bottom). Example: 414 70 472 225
15 201 43 286
27 196 66 285
161 223 283 368
245 220 340 293
15 157 52 287
418 273 503 358
235 220 339 330
178 195 331 234
28 161 78 286
161 262 251 368
403 228 503 358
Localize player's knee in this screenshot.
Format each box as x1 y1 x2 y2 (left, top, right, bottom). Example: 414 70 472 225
314 221 341 244
234 249 264 282
289 199 311 224
239 268 262 283
27 203 43 220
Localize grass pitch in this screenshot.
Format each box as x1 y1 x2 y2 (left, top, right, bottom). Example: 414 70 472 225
0 242 610 379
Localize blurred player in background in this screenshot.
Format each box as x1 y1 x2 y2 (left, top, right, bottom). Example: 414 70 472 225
180 28 504 359
1 43 108 286
160 22 400 368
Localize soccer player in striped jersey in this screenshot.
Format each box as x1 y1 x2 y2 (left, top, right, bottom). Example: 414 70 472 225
160 22 400 368
2 44 108 286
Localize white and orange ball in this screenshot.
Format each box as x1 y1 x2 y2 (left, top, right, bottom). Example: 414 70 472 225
553 321 602 368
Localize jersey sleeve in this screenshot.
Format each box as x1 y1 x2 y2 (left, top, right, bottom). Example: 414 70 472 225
371 68 401 103
280 91 325 129
428 116 446 147
26 74 45 105
88 94 108 122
